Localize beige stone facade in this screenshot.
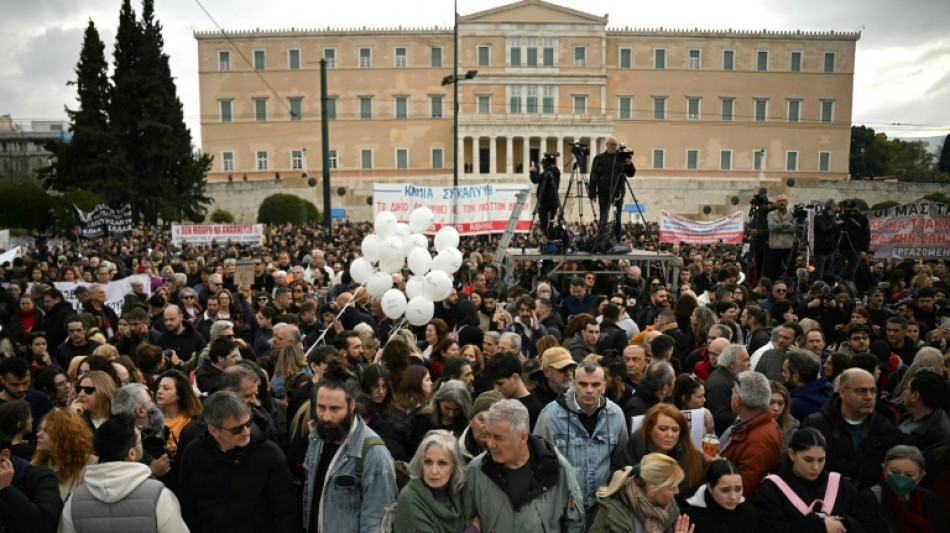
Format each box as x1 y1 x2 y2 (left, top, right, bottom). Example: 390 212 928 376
195 0 858 191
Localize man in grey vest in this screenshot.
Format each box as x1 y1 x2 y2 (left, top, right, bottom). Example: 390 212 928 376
58 413 188 533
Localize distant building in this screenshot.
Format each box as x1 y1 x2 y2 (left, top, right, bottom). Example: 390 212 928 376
194 0 857 184
0 115 66 184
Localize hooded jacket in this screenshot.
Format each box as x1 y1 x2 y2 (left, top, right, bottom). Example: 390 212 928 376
59 461 188 533
567 333 595 363
534 388 628 508
681 484 759 533
789 378 835 422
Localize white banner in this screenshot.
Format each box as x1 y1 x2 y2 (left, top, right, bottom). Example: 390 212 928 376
372 183 532 235
30 275 152 315
0 246 22 266
0 230 9 250
659 211 745 244
171 224 264 245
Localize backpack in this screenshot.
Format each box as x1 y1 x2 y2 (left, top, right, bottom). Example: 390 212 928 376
357 436 410 533
763 472 841 516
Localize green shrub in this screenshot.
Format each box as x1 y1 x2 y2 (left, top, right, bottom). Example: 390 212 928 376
843 198 869 211
922 192 950 204
257 194 307 225
210 208 236 223
302 199 321 223
869 200 899 212
55 189 104 231
0 182 57 230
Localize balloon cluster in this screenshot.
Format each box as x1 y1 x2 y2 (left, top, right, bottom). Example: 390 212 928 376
349 208 463 326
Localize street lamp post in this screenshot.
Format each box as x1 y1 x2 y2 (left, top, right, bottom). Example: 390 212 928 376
444 1 477 226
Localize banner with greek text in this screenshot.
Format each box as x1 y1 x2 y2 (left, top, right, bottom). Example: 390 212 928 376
372 183 532 235
72 204 132 240
24 275 152 315
171 224 265 245
868 201 950 258
659 211 745 244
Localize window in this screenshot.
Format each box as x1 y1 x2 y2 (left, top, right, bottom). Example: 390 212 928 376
219 100 232 122
574 46 586 67
619 97 632 119
686 150 698 170
788 100 801 122
721 99 734 121
396 149 408 169
477 95 491 115
430 96 443 118
253 50 265 70
254 98 267 121
328 150 338 169
720 150 732 170
360 97 372 119
542 38 555 66
288 49 301 70
654 48 666 69
361 149 373 169
620 47 632 68
824 52 836 73
222 152 234 172
256 151 268 171
218 51 231 72
722 50 734 71
432 148 444 169
289 98 302 121
526 38 538 66
477 45 490 66
818 152 831 172
653 98 667 120
820 100 834 123
324 48 336 69
653 149 665 169
573 95 587 114
526 85 538 114
542 86 555 114
291 150 303 170
790 51 802 72
510 38 522 66
754 99 768 122
688 49 701 69
359 48 372 68
754 150 764 170
395 97 408 119
510 86 522 114
756 50 768 71
395 47 407 68
326 98 337 120
430 46 442 68
687 98 700 120
786 151 799 171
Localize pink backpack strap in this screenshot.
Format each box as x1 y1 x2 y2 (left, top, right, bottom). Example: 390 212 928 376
821 473 840 515
764 475 812 515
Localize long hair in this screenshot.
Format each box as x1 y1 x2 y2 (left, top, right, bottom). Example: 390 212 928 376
32 410 94 484
460 344 484 375
639 403 704 490
394 366 431 410
361 364 394 410
768 380 792 430
157 369 203 418
274 345 307 380
380 337 412 390
690 306 716 348
80 370 117 417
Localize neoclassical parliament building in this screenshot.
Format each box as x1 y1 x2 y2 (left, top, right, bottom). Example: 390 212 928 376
195 0 858 186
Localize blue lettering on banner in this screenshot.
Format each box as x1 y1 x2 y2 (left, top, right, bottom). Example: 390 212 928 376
404 186 434 199
442 185 494 200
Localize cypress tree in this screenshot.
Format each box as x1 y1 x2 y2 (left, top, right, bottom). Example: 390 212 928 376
938 133 950 174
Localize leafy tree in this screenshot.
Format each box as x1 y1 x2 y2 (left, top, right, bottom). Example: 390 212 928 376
890 140 935 182
938 134 950 174
258 194 309 225
0 182 57 230
55 189 105 231
209 209 235 223
302 200 322 223
922 192 950 205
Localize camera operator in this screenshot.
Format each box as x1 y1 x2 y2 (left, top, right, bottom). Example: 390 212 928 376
588 137 636 243
747 195 772 279
794 281 848 342
762 194 796 282
530 152 561 234
812 199 841 281
836 200 870 283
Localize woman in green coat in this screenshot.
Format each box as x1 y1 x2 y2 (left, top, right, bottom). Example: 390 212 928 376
395 429 481 533
592 453 695 533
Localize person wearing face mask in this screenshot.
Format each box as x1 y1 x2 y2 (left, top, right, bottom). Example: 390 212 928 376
681 459 759 533
858 445 947 533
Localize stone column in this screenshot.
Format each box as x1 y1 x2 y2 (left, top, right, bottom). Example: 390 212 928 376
523 136 531 176
506 136 513 175
489 136 497 175
458 136 465 174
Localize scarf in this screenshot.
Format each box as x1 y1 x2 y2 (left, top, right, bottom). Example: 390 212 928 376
880 474 932 533
624 479 670 533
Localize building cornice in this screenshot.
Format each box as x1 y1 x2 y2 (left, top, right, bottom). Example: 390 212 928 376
607 28 861 41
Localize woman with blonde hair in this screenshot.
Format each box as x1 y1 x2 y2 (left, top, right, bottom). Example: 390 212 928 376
271 345 309 399
91 343 119 361
70 370 116 430
593 453 694 533
32 410 96 501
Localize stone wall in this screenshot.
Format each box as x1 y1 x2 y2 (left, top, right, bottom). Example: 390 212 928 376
205 174 949 224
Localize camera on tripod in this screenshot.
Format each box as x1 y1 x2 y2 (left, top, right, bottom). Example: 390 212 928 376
541 152 559 168
616 144 634 157
792 204 808 222
750 192 769 206
569 141 589 156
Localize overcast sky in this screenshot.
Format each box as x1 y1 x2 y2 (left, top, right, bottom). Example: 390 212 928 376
2 0 947 147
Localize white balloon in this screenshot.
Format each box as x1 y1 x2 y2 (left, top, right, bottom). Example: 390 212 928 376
423 270 453 301
380 289 408 319
379 236 404 263
349 257 375 284
361 235 381 263
431 250 462 274
405 296 435 326
379 257 404 275
395 222 411 237
409 207 434 233
407 247 433 276
433 226 460 252
366 271 394 298
409 233 429 250
374 212 398 239
405 276 425 299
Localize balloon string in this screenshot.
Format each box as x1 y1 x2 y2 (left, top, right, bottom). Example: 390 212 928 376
304 279 368 358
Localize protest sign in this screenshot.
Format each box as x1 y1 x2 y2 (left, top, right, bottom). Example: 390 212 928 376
171 224 265 245
36 275 152 315
659 211 745 244
868 201 950 258
235 260 255 286
72 204 133 240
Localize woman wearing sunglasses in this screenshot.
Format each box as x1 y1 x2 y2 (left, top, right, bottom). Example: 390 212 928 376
70 370 116 431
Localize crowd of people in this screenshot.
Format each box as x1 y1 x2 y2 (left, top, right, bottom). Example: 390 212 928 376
0 214 947 533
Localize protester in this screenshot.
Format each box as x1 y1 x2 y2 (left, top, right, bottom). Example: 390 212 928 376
591 453 692 533
31 410 96 502
681 459 759 533
858 444 947 533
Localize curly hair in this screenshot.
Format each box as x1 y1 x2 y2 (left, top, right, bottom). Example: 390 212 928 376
32 410 94 484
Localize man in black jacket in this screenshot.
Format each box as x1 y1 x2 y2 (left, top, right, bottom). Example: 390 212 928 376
595 304 627 357
588 137 635 243
812 199 840 281
836 200 871 283
530 154 561 234
0 431 61 533
39 288 72 351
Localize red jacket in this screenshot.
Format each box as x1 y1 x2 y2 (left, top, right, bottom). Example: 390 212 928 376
721 409 783 500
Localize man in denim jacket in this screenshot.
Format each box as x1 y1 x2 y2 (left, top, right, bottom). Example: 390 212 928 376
302 370 397 532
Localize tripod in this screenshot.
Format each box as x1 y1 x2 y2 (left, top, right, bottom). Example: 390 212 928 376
558 153 597 229
529 164 560 247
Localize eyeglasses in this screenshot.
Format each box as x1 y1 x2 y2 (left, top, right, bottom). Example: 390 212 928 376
842 386 878 396
220 334 235 339
78 385 97 395
182 295 195 300
774 288 787 293
217 420 252 435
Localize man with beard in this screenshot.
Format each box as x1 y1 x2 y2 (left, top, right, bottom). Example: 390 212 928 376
601 355 637 420
54 316 101 368
303 364 397 533
0 357 52 439
334 330 365 382
110 383 172 479
530 347 576 406
179 391 297 533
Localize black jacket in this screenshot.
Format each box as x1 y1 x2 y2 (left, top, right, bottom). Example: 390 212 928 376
803 396 901 490
857 484 947 533
40 300 73 350
596 322 627 357
756 468 866 533
813 212 839 255
195 362 224 394
0 458 62 533
588 150 635 202
155 320 206 363
681 485 759 533
530 165 561 207
706 366 738 435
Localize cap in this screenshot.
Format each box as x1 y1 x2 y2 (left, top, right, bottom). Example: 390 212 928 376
541 348 577 370
471 391 504 419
